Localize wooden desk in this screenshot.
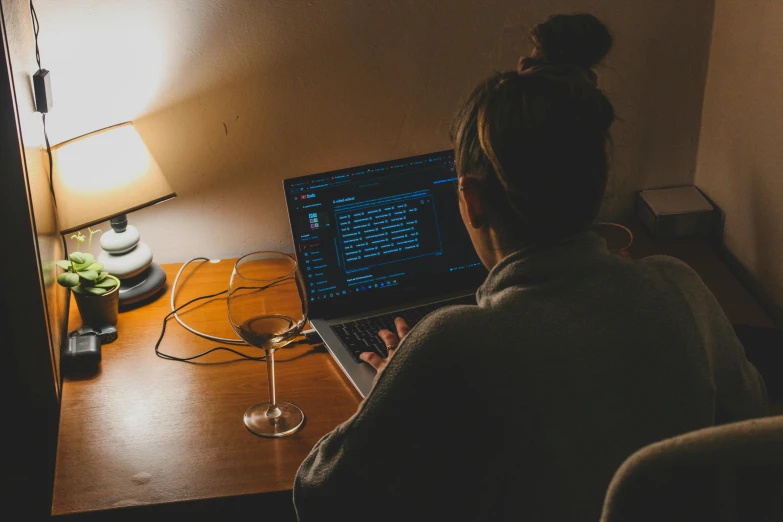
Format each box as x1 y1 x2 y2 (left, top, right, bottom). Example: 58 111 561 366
52 259 361 518
53 225 779 517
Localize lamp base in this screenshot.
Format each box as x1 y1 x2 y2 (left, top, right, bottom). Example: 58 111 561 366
118 263 167 307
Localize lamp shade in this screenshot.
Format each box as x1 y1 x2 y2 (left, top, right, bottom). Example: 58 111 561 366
51 122 175 234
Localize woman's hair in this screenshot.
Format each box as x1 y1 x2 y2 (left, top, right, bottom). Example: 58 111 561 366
450 13 616 245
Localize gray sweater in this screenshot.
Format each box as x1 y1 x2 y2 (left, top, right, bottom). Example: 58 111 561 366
294 231 768 522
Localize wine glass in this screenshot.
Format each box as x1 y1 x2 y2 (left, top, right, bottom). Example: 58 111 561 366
228 252 308 437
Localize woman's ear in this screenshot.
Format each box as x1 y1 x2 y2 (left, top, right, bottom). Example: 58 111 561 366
459 177 486 229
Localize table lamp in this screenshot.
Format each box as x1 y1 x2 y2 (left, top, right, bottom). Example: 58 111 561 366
51 121 176 307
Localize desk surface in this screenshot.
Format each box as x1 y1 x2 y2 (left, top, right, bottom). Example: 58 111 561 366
52 259 361 516
52 221 777 516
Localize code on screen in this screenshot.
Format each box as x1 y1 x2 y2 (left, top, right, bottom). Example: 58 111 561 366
336 193 442 273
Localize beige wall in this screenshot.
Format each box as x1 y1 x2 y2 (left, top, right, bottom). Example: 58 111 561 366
34 0 714 263
695 0 783 323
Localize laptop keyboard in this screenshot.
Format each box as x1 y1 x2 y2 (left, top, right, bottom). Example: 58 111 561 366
330 294 476 363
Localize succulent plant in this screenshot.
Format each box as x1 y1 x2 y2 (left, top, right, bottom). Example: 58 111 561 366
56 228 119 295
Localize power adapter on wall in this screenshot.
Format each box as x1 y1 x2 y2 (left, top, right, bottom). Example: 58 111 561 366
33 69 53 113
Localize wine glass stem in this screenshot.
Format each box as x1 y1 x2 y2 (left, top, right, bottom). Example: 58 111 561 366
265 348 280 418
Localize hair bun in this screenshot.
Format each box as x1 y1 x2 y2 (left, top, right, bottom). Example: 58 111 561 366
530 13 612 70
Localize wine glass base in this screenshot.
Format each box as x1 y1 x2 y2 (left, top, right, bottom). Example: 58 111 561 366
244 402 304 438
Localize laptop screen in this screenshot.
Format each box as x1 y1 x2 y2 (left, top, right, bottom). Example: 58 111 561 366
284 150 486 318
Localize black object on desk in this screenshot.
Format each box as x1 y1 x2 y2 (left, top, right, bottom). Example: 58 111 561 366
69 324 118 344
734 324 783 401
62 333 102 374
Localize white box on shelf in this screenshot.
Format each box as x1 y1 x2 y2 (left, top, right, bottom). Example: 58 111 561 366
637 185 714 239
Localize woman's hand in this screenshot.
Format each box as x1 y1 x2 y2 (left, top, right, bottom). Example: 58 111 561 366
359 317 410 373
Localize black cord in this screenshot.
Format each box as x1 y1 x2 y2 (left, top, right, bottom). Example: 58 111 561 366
156 287 313 363
155 288 264 362
29 1 56 206
30 1 40 70
43 113 54 200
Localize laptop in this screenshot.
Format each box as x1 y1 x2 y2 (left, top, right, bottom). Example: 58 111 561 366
283 150 487 397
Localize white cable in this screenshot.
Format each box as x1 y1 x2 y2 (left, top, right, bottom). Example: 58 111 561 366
170 257 247 345
593 222 634 252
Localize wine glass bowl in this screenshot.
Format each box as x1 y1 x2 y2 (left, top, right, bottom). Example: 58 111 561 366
228 252 307 437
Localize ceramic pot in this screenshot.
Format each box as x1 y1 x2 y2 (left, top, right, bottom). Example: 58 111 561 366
73 275 120 327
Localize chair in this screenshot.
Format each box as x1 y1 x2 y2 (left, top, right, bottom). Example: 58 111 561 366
600 416 783 522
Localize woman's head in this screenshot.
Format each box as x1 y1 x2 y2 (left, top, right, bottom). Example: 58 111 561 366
450 13 615 266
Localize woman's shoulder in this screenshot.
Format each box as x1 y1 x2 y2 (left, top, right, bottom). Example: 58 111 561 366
420 302 488 328
632 254 720 307
639 253 693 271
635 254 705 286
401 302 489 352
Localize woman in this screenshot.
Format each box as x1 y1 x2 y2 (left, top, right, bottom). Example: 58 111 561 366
294 13 767 522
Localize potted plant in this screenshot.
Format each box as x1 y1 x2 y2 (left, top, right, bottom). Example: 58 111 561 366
56 228 120 327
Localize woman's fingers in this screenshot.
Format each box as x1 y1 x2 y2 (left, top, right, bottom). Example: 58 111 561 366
377 328 399 350
394 317 410 339
359 351 386 370
361 320 412 371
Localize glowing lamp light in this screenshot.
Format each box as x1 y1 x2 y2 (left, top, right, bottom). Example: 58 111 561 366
52 122 176 307
51 122 174 234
